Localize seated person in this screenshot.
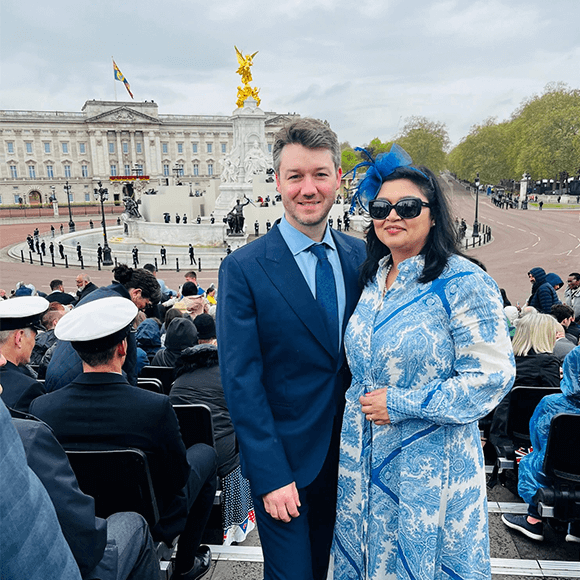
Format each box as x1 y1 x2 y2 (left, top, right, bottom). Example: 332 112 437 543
553 322 576 363
173 282 209 318
0 393 81 580
12 409 160 580
46 279 76 306
30 305 65 369
30 297 217 580
0 296 48 412
489 313 561 454
502 346 580 543
551 303 579 346
151 317 198 368
169 315 255 545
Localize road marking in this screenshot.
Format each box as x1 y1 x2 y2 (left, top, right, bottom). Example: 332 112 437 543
506 224 515 229
532 241 539 247
515 248 529 253
518 228 527 232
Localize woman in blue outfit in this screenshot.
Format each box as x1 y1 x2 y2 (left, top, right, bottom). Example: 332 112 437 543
329 145 516 580
502 345 580 543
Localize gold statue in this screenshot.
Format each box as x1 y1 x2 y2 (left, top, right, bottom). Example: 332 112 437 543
235 47 261 108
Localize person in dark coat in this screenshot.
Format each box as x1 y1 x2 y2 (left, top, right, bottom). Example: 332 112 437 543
46 279 76 306
75 274 98 303
151 317 198 368
30 296 217 580
45 264 161 392
0 399 81 580
12 412 160 580
0 296 48 412
58 242 65 259
30 308 65 368
135 317 162 362
528 267 561 314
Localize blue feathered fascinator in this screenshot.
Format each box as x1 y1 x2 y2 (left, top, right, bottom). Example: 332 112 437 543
346 143 429 213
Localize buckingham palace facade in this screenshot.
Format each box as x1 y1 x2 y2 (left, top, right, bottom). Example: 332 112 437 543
0 99 293 206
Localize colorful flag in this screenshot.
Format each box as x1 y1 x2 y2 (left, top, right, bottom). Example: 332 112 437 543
113 59 134 99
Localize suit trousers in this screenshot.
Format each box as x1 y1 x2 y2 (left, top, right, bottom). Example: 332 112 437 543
252 422 340 580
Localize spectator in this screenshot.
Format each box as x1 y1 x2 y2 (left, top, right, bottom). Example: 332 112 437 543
553 322 576 363
12 412 160 579
30 306 65 367
75 274 98 303
173 282 209 318
551 303 579 345
183 271 205 295
205 284 217 306
170 317 255 545
545 272 564 292
45 264 161 392
0 297 48 412
30 297 217 579
527 267 561 314
502 346 580 543
160 308 182 346
489 313 561 454
151 317 198 368
135 317 162 363
46 279 76 306
565 272 580 321
0 396 81 580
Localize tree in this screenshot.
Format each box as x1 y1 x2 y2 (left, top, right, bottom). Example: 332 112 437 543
395 117 450 173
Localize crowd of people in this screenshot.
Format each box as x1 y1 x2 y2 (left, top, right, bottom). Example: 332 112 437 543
0 117 579 580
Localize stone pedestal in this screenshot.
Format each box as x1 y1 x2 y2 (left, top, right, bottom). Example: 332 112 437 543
225 233 249 251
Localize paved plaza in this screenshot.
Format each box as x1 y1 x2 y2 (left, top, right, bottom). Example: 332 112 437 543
1 183 579 578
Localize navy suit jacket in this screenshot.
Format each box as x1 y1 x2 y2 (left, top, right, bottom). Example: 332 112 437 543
216 223 366 497
0 360 46 413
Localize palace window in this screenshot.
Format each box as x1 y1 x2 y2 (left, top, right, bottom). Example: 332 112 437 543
163 164 169 176
177 143 183 154
79 143 86 154
10 165 18 179
136 142 142 153
44 142 51 154
208 163 213 176
192 143 198 154
26 142 33 154
64 165 71 178
109 142 115 154
81 165 88 178
124 164 130 175
123 142 129 154
28 166 36 179
162 143 168 154
110 165 117 176
193 164 199 176
47 165 54 179
7 142 14 154
206 143 212 154
62 143 69 154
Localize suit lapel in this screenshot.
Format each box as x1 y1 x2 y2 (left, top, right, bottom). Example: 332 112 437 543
257 225 337 358
333 230 362 333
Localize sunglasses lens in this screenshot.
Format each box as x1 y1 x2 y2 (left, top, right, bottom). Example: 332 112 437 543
369 200 392 220
396 199 422 219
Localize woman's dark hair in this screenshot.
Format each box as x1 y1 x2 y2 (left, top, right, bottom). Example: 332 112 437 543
181 282 198 297
359 166 463 286
112 264 161 304
164 307 182 329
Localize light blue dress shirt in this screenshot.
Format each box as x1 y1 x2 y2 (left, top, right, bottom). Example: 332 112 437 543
278 215 347 346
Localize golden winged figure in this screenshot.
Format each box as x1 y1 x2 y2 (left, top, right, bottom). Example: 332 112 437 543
235 46 258 86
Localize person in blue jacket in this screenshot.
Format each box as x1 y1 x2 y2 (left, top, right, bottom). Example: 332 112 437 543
528 267 561 314
502 345 580 543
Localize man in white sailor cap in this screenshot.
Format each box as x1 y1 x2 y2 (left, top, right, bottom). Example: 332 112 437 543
31 296 218 580
0 296 49 412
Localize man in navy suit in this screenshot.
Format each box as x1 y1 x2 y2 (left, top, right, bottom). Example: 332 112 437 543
217 118 366 580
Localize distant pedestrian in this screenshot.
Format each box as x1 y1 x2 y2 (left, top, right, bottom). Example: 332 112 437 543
210 215 215 224
58 242 65 260
49 242 54 257
97 244 103 263
132 246 139 266
160 246 167 265
189 244 197 266
50 225 55 238
265 219 271 233
117 217 121 225
226 245 232 255
183 214 188 224
35 240 40 254
254 220 259 236
60 224 64 235
328 217 334 229
539 200 544 210
40 240 46 256
197 215 201 224
175 213 180 224
337 217 342 231
89 219 94 229
76 243 82 261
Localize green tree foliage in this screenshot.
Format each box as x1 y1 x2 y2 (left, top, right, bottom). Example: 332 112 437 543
341 148 360 174
448 84 580 182
395 117 450 173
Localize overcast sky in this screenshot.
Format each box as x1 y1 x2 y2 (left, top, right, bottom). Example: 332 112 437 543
1 0 578 149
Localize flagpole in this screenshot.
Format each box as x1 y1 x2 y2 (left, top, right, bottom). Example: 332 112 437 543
112 57 117 101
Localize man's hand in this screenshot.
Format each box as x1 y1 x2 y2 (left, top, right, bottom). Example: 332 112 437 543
262 482 301 522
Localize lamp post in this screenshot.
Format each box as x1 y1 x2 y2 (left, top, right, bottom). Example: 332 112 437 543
94 181 113 266
64 181 75 232
472 172 480 237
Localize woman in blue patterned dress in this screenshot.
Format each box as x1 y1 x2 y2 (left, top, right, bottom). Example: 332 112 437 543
330 146 516 580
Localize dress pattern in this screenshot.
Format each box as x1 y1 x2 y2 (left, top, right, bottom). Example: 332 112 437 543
330 254 515 580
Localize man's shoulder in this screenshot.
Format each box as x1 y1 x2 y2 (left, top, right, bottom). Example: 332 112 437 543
332 229 365 252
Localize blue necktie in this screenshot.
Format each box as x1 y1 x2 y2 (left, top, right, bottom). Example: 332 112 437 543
309 243 339 351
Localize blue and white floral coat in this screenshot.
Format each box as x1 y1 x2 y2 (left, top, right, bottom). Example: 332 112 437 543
518 345 580 505
330 254 515 580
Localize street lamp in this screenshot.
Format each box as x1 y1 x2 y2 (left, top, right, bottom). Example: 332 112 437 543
472 172 480 237
64 181 75 232
94 181 113 266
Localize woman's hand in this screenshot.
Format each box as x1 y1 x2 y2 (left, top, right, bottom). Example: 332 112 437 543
360 388 391 425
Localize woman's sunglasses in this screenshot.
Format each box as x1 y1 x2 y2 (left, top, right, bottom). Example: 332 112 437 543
368 197 431 220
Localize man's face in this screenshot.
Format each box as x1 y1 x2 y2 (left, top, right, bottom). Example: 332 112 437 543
528 273 535 284
568 276 580 290
19 328 36 365
76 276 87 289
185 275 196 284
276 144 341 238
